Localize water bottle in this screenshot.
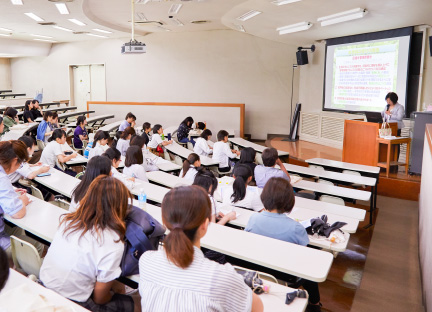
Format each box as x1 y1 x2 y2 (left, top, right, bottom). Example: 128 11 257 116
138 188 147 210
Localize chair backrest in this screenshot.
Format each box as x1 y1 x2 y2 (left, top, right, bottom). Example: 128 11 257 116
10 236 43 278
317 179 334 186
36 139 45 151
174 155 184 166
342 169 361 176
255 153 264 165
163 150 171 161
232 144 240 151
187 142 194 151
319 195 345 206
30 185 44 201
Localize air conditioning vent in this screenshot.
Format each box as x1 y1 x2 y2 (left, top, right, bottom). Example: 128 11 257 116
190 20 210 24
301 113 319 137
48 0 74 2
73 31 90 34
38 22 57 26
321 116 344 142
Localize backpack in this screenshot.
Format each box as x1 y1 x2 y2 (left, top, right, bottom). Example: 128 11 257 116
120 205 166 276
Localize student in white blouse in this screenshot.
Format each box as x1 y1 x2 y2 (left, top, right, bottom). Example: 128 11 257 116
88 130 110 161
222 164 264 212
40 176 139 311
138 186 263 312
179 153 200 183
130 135 159 172
123 145 149 182
193 129 213 157
147 124 172 155
116 126 136 156
212 130 240 172
102 147 135 190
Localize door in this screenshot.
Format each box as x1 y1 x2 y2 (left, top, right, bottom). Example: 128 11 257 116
71 64 106 111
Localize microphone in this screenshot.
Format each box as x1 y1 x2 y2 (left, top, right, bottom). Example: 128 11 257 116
386 104 390 111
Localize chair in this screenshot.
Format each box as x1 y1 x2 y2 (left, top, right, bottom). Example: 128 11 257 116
187 142 194 151
232 144 240 152
163 150 172 162
233 266 279 285
174 155 184 166
319 195 345 206
217 167 232 177
10 236 43 278
317 179 334 186
255 153 264 165
30 185 44 201
36 139 45 151
31 185 70 210
75 172 85 180
342 169 366 189
71 138 84 154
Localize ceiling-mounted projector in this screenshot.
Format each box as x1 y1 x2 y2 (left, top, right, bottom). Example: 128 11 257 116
121 40 146 54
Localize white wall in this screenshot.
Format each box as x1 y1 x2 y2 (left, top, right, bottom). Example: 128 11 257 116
10 30 299 139
0 58 11 90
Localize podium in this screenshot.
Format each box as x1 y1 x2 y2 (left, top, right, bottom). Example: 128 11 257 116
342 120 398 166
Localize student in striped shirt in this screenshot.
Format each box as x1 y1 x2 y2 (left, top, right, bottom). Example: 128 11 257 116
138 186 263 312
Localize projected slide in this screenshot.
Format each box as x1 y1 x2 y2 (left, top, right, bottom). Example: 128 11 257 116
324 35 411 112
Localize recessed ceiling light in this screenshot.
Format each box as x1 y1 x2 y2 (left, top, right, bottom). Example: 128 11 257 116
10 0 23 5
277 21 312 34
0 28 13 32
52 25 73 32
272 0 301 5
170 18 184 26
87 33 108 38
168 3 182 15
68 19 86 26
55 3 69 15
135 0 151 3
33 38 57 43
318 8 368 26
237 10 262 21
31 34 53 39
135 13 147 21
0 34 11 37
93 28 112 34
232 24 245 32
24 13 44 22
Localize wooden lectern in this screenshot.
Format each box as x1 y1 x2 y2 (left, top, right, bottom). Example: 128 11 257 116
342 120 398 166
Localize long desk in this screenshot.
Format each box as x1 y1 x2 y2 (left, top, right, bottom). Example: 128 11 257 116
38 102 61 108
56 110 95 123
0 93 26 99
61 143 88 166
119 154 182 173
0 123 39 141
65 114 115 129
99 120 122 133
33 167 80 197
146 170 192 188
17 106 77 118
229 137 289 157
0 269 89 311
165 141 219 167
0 89 12 94
0 103 26 113
163 126 177 136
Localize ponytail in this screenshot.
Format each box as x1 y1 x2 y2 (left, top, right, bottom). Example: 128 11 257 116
49 129 66 143
92 130 110 148
182 153 200 178
162 186 211 269
102 147 121 162
231 164 252 203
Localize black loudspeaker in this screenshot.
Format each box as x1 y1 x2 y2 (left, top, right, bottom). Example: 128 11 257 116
429 36 432 56
296 50 308 65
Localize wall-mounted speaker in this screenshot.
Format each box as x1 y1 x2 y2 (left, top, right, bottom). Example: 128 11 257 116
296 50 308 65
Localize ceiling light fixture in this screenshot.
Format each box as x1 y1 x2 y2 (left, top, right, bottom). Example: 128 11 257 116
87 33 108 38
170 18 184 26
232 24 245 32
318 8 368 26
237 10 261 21
10 0 23 5
68 19 86 26
0 28 13 32
168 3 182 15
0 34 11 37
272 0 301 5
134 13 147 21
277 21 312 34
24 13 44 22
31 34 53 38
52 25 73 32
135 0 151 3
93 28 112 34
55 3 69 15
33 38 57 42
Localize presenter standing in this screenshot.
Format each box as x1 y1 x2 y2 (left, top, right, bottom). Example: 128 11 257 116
381 92 405 136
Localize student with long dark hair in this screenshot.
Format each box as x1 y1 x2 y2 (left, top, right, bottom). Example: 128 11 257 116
73 116 88 149
221 164 264 212
23 100 35 123
123 146 148 182
140 122 152 145
69 156 112 212
130 135 158 172
102 147 135 189
193 168 236 225
245 177 321 311
193 129 213 157
88 130 110 160
239 147 257 180
40 176 139 311
1 107 18 135
40 129 77 176
36 111 54 142
212 130 240 172
176 116 195 146
116 126 136 156
139 186 263 311
179 153 200 182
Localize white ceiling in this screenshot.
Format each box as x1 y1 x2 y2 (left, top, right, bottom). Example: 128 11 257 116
0 0 431 46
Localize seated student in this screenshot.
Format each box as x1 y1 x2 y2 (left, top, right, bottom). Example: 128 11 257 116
1 107 18 134
23 100 35 123
193 129 213 157
30 99 43 120
176 116 195 146
40 129 77 176
0 248 8 291
140 122 152 145
69 156 111 212
130 135 158 172
40 175 139 312
245 177 321 311
193 168 236 225
179 153 200 183
116 126 136 156
119 112 136 132
196 121 206 131
147 124 172 155
49 112 60 130
221 164 264 212
255 147 290 188
88 130 110 160
0 140 44 259
212 130 240 172
102 148 135 189
139 185 263 312
73 116 88 149
238 147 257 181
123 145 148 182
36 111 54 143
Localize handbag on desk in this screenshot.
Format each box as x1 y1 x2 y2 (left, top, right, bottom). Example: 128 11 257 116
379 122 392 137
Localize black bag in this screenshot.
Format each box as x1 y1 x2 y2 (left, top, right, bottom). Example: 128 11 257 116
305 215 346 238
120 205 166 276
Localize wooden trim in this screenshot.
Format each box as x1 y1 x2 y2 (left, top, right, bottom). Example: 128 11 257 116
87 101 246 137
427 124 432 155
